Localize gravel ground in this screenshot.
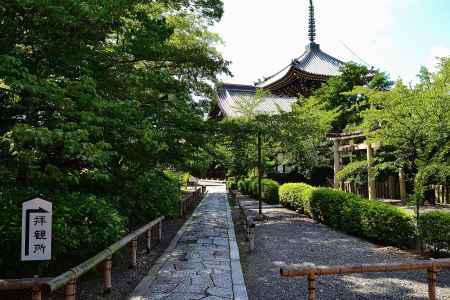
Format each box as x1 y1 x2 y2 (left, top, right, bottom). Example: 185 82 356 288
1 196 202 300
233 197 450 300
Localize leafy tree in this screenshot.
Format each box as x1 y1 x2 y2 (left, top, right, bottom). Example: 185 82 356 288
0 0 228 275
313 62 392 132
354 58 450 205
211 91 336 181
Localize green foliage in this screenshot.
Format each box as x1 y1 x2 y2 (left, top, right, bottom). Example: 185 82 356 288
0 190 126 277
313 62 392 131
335 160 368 184
213 95 336 180
418 211 450 254
182 172 191 187
261 179 280 204
279 183 316 216
278 183 417 248
237 177 280 204
0 0 228 276
226 176 238 190
354 59 450 203
310 188 416 247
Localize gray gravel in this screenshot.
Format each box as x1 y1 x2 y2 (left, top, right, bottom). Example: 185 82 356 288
233 196 450 300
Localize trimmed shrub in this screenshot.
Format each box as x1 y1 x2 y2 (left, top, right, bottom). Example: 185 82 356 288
226 177 238 190
418 211 450 254
278 183 417 248
310 188 416 247
279 183 316 215
237 177 280 204
237 179 246 193
261 179 280 204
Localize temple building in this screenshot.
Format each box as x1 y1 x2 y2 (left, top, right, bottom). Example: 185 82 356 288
210 0 344 119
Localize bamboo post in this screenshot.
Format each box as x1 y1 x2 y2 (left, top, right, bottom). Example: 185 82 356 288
158 220 162 242
64 279 76 300
146 229 152 253
180 199 183 217
428 266 437 300
32 286 42 300
103 256 112 294
257 132 263 219
248 222 255 252
129 238 137 269
307 273 317 300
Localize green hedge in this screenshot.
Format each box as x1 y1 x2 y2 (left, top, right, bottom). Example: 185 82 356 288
226 177 238 190
418 211 450 254
237 177 280 204
0 191 126 277
279 183 316 216
278 183 417 248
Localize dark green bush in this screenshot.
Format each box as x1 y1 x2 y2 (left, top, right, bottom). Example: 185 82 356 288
310 188 416 247
114 171 181 225
418 211 450 254
278 183 417 248
226 177 238 190
237 177 280 204
261 179 280 204
0 190 126 277
237 179 246 193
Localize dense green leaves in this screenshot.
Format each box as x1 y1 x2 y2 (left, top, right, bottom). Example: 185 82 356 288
0 0 228 276
353 59 450 201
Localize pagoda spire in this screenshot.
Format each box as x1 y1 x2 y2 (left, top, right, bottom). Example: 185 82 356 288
308 0 316 43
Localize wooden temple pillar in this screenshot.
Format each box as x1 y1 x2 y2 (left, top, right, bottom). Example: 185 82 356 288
367 143 376 200
333 140 341 188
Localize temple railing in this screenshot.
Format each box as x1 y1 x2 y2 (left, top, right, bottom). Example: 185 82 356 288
0 186 205 300
281 259 450 300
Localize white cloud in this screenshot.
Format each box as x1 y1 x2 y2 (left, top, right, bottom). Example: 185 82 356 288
212 0 398 84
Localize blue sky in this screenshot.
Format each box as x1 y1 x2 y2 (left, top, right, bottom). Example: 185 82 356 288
212 0 450 85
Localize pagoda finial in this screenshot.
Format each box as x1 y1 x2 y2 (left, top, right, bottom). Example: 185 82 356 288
308 0 316 43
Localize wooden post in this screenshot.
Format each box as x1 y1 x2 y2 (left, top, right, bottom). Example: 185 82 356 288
367 143 376 200
103 256 112 294
180 199 183 217
146 229 152 253
158 220 162 242
64 279 76 300
428 266 437 300
248 222 255 252
333 140 341 188
307 273 317 300
32 286 42 300
257 132 263 219
399 168 407 204
129 238 137 269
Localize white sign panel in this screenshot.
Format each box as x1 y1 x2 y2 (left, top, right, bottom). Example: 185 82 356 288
21 198 52 261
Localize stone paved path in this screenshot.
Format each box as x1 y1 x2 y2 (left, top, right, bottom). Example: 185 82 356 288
129 184 247 300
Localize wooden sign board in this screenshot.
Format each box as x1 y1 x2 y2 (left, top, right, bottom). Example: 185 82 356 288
21 198 52 261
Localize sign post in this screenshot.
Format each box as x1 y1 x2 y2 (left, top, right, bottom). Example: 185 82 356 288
21 198 52 261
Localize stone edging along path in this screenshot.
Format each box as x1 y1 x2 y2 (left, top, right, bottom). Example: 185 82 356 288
129 184 248 300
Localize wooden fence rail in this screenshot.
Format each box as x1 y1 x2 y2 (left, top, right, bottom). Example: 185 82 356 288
280 259 450 300
0 186 205 300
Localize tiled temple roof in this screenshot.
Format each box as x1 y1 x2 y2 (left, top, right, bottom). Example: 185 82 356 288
215 83 296 118
256 43 343 88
